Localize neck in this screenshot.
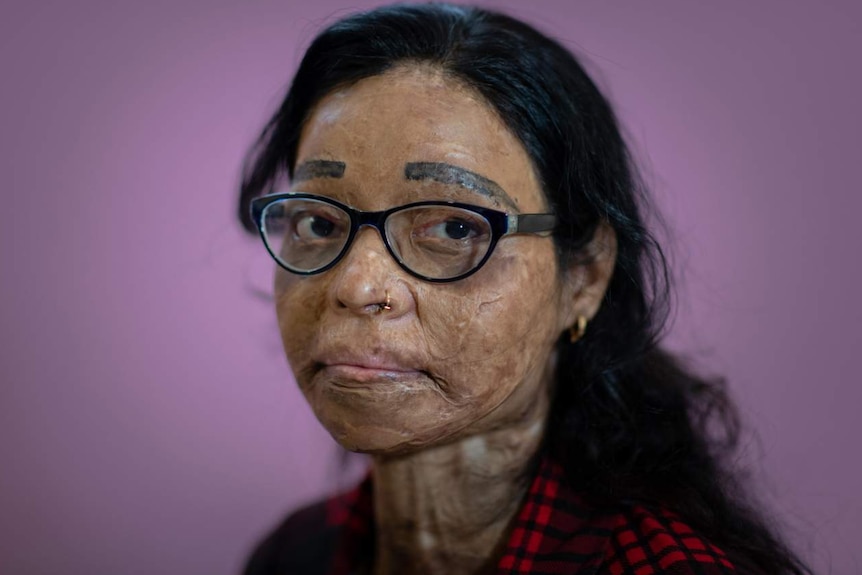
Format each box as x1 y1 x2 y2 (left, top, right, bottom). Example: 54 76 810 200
370 393 549 575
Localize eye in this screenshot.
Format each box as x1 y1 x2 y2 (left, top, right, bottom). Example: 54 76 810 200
424 218 483 241
445 220 473 240
296 216 335 238
293 212 341 240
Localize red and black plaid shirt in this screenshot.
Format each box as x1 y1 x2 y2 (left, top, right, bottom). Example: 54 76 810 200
244 455 736 575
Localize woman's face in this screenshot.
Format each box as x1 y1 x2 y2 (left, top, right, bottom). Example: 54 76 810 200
275 66 582 455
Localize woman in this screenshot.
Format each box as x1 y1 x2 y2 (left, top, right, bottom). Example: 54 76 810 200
237 4 810 574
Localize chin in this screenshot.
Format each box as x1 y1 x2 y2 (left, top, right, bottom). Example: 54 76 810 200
326 424 424 457
315 406 465 458
305 375 467 456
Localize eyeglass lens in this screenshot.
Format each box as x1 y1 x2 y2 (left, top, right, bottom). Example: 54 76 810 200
260 198 494 279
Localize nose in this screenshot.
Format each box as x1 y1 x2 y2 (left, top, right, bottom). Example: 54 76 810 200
329 226 411 317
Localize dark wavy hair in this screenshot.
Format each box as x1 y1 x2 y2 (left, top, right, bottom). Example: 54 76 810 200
237 4 810 573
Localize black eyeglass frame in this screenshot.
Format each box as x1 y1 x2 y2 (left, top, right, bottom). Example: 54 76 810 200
250 193 557 283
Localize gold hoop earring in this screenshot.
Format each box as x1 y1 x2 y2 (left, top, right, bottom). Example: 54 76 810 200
569 315 588 343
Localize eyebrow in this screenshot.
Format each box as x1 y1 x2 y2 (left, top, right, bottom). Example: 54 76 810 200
294 160 346 182
404 162 517 209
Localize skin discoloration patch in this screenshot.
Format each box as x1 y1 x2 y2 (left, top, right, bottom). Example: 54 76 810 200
418 530 437 551
460 436 487 461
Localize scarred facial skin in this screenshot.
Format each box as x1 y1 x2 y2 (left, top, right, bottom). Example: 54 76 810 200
274 65 616 574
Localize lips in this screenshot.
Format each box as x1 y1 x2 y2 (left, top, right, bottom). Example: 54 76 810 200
322 364 422 383
312 345 428 384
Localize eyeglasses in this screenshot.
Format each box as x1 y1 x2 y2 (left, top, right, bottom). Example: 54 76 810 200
249 193 557 282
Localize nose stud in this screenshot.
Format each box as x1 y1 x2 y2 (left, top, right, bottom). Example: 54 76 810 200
376 291 392 313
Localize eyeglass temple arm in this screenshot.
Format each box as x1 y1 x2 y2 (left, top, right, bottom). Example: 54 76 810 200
508 214 557 234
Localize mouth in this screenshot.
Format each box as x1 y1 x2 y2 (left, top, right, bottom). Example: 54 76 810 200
307 337 433 389
310 348 430 387
320 363 426 384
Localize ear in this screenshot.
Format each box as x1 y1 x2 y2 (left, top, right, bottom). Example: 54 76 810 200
558 220 617 332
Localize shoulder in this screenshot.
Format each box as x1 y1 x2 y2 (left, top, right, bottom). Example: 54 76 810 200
241 493 351 575
596 504 736 575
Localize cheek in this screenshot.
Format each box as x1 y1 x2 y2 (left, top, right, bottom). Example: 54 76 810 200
273 271 326 374
418 245 562 404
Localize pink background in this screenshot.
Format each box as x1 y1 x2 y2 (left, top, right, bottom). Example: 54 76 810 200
1 1 860 573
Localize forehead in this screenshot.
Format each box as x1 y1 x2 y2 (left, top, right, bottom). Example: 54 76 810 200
294 65 546 212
